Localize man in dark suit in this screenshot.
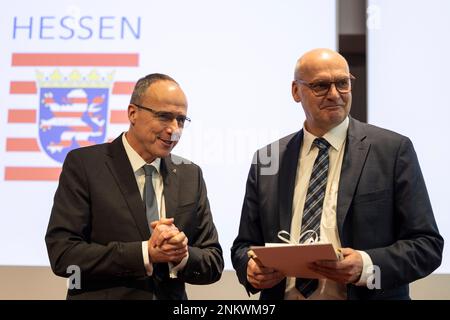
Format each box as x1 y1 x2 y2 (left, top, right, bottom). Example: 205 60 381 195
231 48 443 300
46 73 223 299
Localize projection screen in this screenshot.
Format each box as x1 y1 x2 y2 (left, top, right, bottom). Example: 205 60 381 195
0 0 337 267
368 0 449 272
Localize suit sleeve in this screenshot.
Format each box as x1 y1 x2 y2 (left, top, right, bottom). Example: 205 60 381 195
365 137 444 289
231 152 265 294
177 167 224 285
45 150 146 279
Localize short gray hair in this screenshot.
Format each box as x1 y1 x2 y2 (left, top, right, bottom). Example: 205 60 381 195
129 73 178 105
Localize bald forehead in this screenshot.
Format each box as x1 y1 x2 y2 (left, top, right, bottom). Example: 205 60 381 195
144 80 187 106
146 80 180 96
295 49 349 80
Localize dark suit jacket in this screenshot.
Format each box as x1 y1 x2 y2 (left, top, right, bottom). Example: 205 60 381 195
231 117 443 300
45 134 223 299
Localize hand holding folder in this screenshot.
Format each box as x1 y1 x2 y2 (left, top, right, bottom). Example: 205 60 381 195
249 231 343 279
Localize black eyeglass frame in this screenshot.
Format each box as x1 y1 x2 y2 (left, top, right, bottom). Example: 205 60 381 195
132 103 191 128
295 74 356 97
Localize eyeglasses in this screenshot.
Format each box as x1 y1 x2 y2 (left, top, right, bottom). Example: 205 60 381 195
295 74 356 97
132 104 191 128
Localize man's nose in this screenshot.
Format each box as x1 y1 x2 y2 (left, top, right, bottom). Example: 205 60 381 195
166 118 180 132
326 83 341 99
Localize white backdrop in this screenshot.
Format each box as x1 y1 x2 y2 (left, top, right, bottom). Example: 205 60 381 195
368 0 449 272
0 0 336 267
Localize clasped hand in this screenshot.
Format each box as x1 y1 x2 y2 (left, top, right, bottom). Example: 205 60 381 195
147 218 188 264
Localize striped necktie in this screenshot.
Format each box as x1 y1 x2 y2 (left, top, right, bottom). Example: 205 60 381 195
295 137 331 298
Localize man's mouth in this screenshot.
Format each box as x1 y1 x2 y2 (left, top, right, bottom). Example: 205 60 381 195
321 105 343 110
158 137 173 147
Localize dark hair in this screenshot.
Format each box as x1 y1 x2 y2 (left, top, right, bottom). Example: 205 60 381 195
129 73 178 105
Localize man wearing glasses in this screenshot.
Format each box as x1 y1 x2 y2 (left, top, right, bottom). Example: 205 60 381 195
231 48 443 299
46 73 223 299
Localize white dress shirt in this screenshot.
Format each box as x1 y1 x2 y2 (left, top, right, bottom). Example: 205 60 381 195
284 117 373 300
122 133 188 278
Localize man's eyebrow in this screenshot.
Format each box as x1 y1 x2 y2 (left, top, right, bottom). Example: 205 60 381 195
309 78 331 83
310 75 350 82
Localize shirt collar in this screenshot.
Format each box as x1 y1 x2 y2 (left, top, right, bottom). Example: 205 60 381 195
302 116 349 156
122 132 161 174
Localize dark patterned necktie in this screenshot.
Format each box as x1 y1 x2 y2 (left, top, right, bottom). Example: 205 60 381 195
295 137 331 298
143 165 159 229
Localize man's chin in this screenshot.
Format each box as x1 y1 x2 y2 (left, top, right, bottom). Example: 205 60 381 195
155 149 172 158
323 111 347 127
158 144 178 157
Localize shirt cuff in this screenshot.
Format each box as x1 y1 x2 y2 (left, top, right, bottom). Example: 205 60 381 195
142 241 153 276
168 251 189 279
355 250 373 287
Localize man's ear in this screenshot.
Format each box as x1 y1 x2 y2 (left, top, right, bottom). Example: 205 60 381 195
128 104 137 125
292 81 302 103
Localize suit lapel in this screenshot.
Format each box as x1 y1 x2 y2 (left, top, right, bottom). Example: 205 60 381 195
278 131 303 233
161 156 179 219
336 118 370 237
105 134 150 240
